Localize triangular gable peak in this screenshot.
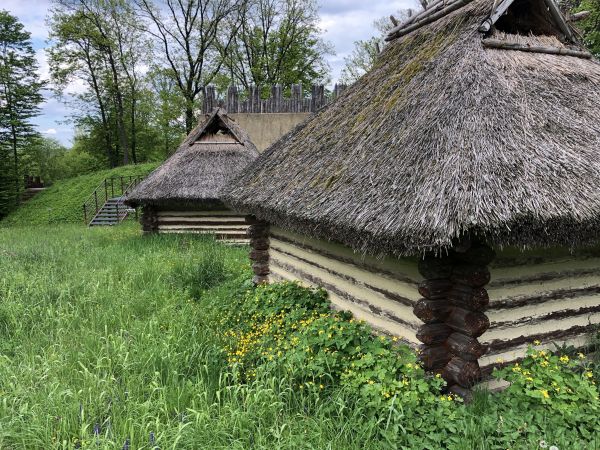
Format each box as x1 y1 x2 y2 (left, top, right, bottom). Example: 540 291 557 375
186 109 243 146
386 0 592 59
478 0 572 41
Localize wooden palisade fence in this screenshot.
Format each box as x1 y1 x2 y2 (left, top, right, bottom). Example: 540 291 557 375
202 84 348 114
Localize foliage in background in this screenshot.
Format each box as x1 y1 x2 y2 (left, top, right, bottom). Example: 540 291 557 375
18 136 70 183
48 0 154 167
135 0 247 134
573 0 600 56
0 10 45 218
46 0 332 166
339 9 414 85
0 225 599 449
217 0 332 92
0 163 157 226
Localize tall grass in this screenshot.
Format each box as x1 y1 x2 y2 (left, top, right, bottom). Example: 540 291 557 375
0 225 381 449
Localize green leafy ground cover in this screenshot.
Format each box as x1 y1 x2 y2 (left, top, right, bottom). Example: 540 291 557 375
0 224 598 449
1 163 158 227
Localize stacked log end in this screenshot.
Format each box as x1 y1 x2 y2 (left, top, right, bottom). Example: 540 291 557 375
140 206 158 234
415 244 495 395
246 216 270 284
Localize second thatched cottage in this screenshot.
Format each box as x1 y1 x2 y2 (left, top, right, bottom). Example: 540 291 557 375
224 0 600 392
126 108 259 242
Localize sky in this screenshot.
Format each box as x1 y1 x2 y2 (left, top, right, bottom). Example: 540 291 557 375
2 0 417 147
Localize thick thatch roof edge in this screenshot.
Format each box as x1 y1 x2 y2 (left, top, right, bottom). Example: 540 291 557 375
126 108 259 208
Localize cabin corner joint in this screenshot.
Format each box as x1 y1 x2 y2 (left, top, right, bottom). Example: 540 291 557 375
416 243 495 392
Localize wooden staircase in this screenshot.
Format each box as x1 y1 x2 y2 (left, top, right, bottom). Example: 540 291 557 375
88 197 135 227
83 175 146 227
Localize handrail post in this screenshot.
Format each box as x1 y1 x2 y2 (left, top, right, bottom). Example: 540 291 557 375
120 177 124 196
111 178 114 198
104 179 108 201
94 191 98 214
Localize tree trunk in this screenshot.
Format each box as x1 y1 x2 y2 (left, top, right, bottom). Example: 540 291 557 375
10 124 19 204
130 95 137 164
106 49 129 165
86 53 115 168
185 104 194 135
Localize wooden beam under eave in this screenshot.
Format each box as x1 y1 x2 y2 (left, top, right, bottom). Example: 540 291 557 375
482 38 592 59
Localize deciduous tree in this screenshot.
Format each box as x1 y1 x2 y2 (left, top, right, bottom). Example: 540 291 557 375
0 10 44 216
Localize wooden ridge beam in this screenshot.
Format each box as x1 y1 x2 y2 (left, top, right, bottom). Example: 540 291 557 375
482 39 592 58
386 0 474 41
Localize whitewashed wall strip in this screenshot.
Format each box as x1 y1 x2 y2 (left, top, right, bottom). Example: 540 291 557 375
481 250 600 370
268 227 421 345
156 210 249 243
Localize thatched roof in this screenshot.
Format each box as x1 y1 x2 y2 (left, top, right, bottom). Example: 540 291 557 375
224 0 600 257
126 109 258 208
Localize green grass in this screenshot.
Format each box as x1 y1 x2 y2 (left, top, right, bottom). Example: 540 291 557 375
0 224 384 449
0 224 598 449
1 163 158 227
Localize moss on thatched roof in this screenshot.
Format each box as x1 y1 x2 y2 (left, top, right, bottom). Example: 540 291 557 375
224 0 600 257
126 109 258 207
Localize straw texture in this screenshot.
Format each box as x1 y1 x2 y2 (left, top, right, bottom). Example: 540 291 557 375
126 109 259 207
224 0 600 257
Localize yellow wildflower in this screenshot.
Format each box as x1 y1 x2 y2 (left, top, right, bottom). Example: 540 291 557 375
585 371 593 378
540 390 550 399
559 355 569 363
578 353 586 360
533 340 541 345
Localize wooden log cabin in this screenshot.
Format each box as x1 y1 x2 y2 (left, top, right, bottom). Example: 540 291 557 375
224 0 600 392
125 108 259 243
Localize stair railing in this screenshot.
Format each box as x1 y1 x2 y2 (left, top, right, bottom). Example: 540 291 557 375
83 175 146 225
115 177 145 223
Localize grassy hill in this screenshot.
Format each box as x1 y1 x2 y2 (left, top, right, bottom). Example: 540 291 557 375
2 163 158 227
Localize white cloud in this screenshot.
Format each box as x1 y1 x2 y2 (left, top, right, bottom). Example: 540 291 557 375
43 128 57 135
2 0 51 41
319 0 420 82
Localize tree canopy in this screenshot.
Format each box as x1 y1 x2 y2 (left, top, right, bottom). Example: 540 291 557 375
0 10 44 217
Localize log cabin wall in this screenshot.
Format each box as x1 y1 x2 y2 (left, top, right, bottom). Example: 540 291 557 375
140 206 158 234
256 227 600 384
266 226 423 346
480 247 600 372
153 209 250 243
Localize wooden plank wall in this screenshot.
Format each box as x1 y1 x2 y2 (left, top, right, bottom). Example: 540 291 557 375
202 84 348 114
268 227 422 345
480 249 600 370
267 228 600 371
156 210 249 244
